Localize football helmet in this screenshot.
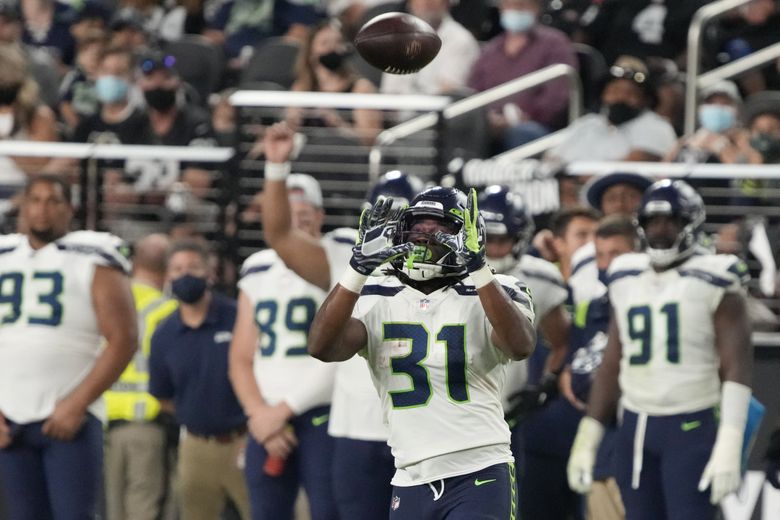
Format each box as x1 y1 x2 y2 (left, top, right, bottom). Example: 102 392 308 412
366 170 425 210
391 186 480 281
478 185 535 274
636 179 705 267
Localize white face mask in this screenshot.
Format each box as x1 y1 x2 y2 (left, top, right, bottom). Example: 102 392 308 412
0 113 13 138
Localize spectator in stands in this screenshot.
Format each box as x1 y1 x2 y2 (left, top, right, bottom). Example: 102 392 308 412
547 55 677 164
577 0 710 66
467 0 578 150
20 0 76 67
59 30 106 134
288 19 381 145
150 240 250 520
71 46 153 207
380 0 479 96
745 93 780 165
704 0 780 95
0 43 58 178
669 80 761 165
69 0 110 44
0 2 59 108
210 88 238 147
203 0 274 65
138 50 217 198
109 8 151 50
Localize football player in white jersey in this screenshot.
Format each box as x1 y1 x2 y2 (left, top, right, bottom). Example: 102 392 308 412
309 186 536 519
0 175 137 519
568 179 753 519
478 185 579 519
229 124 353 520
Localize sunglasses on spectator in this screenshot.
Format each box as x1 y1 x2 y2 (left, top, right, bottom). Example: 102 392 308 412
609 65 647 84
141 55 176 74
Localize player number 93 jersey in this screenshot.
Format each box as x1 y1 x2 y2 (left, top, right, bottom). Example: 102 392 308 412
608 252 748 416
352 273 535 484
0 231 131 423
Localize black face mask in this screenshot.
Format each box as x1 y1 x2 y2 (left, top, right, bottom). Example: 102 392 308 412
171 274 208 303
750 133 780 163
144 87 177 111
0 84 20 106
318 50 349 72
605 102 641 126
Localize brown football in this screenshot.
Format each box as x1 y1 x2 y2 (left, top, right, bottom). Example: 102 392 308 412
354 12 442 75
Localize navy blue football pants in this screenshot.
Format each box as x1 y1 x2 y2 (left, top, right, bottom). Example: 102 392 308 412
0 414 103 520
332 436 395 520
388 462 517 520
615 408 719 520
244 405 337 520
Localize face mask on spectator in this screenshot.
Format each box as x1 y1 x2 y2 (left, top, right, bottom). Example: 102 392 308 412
750 133 780 163
500 9 536 33
171 274 207 303
0 113 13 137
144 87 177 111
95 76 129 104
0 84 20 106
318 50 349 71
604 102 641 126
698 104 737 133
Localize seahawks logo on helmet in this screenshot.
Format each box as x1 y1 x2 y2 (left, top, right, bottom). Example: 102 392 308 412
390 186 485 282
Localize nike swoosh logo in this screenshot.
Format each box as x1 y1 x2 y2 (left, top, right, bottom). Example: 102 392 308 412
311 414 329 427
474 478 497 487
681 420 701 432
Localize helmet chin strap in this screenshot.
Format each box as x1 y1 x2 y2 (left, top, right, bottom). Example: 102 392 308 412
487 255 518 275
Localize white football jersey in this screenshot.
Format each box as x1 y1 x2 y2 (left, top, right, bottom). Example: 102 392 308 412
0 231 131 423
501 255 568 406
237 233 352 414
569 241 602 306
324 228 390 441
608 252 748 415
353 273 535 485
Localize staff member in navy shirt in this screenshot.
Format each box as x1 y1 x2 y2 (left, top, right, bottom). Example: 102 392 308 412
150 240 250 520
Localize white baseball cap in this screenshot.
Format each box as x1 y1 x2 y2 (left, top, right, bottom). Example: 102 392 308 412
286 174 323 208
700 80 742 103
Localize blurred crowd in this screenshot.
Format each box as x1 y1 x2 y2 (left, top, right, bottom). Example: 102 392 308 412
0 0 778 294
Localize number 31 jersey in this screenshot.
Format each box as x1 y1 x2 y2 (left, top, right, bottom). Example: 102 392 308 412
352 274 535 485
608 252 748 416
0 231 131 423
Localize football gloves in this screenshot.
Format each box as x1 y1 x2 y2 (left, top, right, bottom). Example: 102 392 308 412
434 188 485 274
698 424 744 504
349 198 412 276
504 372 559 426
567 416 605 494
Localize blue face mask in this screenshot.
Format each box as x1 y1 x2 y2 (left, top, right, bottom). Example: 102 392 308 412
500 9 536 34
95 75 129 104
698 104 736 133
171 274 208 304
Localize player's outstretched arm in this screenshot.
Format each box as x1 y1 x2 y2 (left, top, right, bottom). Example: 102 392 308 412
480 282 536 361
261 121 331 291
567 309 621 494
43 265 137 440
229 291 292 443
698 291 753 504
308 285 368 362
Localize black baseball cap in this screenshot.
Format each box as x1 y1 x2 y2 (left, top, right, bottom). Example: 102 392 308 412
584 172 653 211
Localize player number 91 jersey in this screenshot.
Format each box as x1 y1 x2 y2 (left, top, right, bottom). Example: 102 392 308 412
353 273 535 485
0 231 131 423
608 252 748 415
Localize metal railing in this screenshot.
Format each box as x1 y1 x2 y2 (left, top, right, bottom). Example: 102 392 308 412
368 63 582 180
684 0 752 136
